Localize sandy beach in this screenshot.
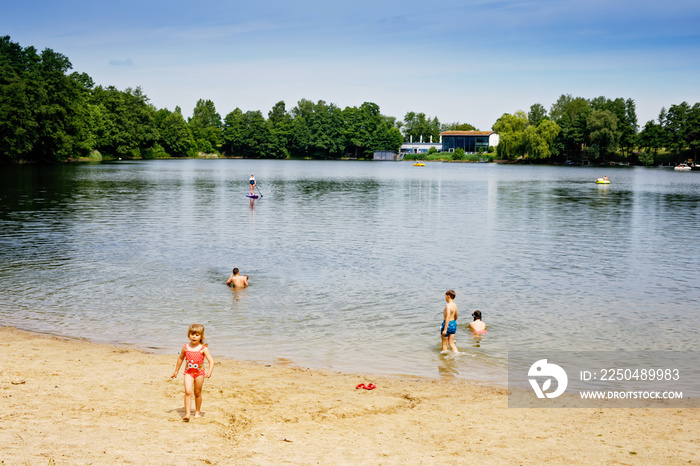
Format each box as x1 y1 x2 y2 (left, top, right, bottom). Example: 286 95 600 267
1 326 698 465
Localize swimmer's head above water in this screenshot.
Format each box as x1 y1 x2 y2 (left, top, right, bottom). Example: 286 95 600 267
472 310 482 321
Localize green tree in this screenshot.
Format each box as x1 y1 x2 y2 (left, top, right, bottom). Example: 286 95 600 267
221 108 244 155
665 102 691 159
549 96 591 161
341 102 399 158
522 119 560 159
289 115 312 158
492 111 527 160
587 109 618 162
0 38 36 161
591 96 638 158
89 86 157 158
342 104 369 158
375 125 404 155
239 110 273 158
188 99 221 152
1 37 93 162
289 99 344 159
638 120 664 163
159 107 196 157
442 122 476 131
528 103 548 127
688 103 700 160
222 108 278 158
402 112 440 143
268 100 292 158
550 94 590 123
621 98 639 158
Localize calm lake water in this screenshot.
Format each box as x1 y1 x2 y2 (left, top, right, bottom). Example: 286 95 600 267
1 160 699 383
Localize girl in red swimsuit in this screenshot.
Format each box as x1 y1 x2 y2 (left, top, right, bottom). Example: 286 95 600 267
171 324 215 421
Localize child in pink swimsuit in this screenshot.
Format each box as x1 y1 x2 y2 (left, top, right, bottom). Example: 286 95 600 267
171 324 215 421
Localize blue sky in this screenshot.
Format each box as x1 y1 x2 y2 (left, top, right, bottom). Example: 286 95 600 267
3 0 699 130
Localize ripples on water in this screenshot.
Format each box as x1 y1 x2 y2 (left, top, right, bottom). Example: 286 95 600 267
1 160 699 383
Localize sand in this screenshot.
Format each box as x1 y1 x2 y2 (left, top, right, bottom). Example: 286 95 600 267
1 326 698 465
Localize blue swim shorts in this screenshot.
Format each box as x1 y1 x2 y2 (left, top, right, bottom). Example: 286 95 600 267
441 320 457 336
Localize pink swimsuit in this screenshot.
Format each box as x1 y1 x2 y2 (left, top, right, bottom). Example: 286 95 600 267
183 344 206 378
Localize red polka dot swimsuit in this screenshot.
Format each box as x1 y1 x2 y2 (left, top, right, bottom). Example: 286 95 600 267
183 344 206 378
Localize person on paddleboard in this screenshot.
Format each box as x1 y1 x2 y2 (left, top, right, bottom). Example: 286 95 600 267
249 174 256 195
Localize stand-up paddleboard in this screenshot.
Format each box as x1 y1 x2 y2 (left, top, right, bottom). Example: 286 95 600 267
246 194 260 199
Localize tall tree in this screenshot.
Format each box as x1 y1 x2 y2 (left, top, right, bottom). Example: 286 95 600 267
159 107 196 157
549 94 590 123
492 111 527 160
688 103 700 160
549 96 591 161
638 120 664 164
221 108 244 155
1 37 93 162
267 100 292 158
528 103 548 127
0 37 36 161
587 109 618 162
524 119 560 159
188 99 221 153
89 86 157 157
402 112 441 143
290 99 344 159
665 102 691 159
239 110 273 158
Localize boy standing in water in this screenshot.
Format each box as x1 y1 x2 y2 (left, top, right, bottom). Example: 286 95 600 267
441 290 459 352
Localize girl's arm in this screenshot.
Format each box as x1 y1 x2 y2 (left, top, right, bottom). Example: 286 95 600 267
171 347 186 378
203 347 215 378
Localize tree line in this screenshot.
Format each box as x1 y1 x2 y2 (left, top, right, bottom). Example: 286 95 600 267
1 37 482 163
494 95 700 165
3 37 698 164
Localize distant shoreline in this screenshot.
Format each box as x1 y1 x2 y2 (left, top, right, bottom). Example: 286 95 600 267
54 156 660 167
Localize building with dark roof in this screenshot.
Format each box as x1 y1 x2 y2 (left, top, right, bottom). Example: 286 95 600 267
440 131 499 153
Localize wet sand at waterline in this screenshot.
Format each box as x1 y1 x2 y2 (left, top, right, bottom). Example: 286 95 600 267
1 327 698 465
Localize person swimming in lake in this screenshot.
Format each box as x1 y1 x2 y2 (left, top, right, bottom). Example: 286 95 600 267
469 310 486 335
440 290 459 353
227 268 249 287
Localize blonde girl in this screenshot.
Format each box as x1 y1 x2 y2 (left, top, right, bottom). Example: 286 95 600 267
171 324 214 421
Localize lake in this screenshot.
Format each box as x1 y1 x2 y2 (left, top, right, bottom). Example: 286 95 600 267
1 160 699 383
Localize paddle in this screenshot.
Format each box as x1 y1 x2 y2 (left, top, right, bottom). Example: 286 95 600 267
255 184 263 198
